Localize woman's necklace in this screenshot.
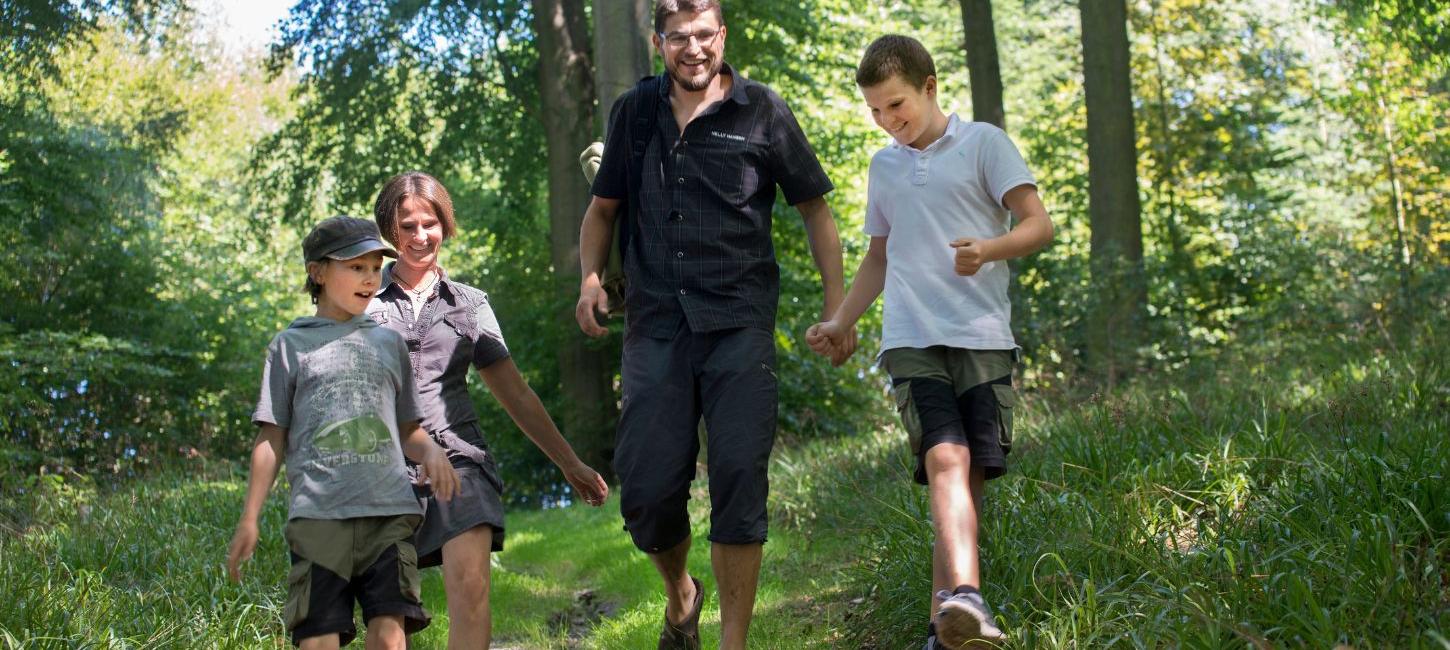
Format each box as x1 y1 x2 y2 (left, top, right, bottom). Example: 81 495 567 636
396 268 437 317
396 268 437 297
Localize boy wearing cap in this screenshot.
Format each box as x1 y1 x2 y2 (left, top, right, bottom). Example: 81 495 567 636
226 216 460 649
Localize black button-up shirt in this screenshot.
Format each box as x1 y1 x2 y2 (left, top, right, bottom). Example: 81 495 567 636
592 64 834 338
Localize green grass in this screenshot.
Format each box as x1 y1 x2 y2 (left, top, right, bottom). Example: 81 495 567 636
2 310 1447 648
823 314 1450 648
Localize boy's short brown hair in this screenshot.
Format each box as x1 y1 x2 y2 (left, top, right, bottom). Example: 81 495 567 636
653 0 724 33
855 34 936 89
373 171 457 247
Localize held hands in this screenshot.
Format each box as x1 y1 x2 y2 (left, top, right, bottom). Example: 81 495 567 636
225 519 259 582
950 237 996 276
805 320 857 366
560 460 609 507
575 277 610 338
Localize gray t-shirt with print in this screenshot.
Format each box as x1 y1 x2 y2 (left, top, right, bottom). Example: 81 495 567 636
253 314 423 521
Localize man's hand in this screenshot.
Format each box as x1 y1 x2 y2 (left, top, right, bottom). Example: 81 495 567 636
575 278 610 338
226 520 259 582
950 237 996 276
806 320 857 366
560 460 609 507
417 445 460 502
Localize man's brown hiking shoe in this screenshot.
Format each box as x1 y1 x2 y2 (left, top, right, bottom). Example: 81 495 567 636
657 576 703 650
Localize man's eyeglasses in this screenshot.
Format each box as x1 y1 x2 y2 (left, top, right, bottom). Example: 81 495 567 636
659 28 722 48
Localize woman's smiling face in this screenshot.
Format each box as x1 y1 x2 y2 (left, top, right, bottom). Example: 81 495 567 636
394 196 445 272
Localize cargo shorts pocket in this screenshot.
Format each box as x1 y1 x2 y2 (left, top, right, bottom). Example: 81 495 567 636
991 383 1016 453
282 558 312 630
396 541 422 604
892 382 925 456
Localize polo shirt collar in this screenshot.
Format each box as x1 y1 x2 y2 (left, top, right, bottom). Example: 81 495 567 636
889 112 963 154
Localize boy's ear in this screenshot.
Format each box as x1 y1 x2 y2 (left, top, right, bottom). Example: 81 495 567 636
924 75 938 97
306 260 325 286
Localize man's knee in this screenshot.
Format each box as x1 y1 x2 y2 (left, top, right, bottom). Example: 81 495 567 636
621 485 693 553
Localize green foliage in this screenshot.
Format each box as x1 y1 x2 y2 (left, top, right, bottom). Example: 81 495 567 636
0 15 300 481
5 0 1448 507
0 465 291 646
0 330 189 484
4 290 1446 647
829 289 1450 647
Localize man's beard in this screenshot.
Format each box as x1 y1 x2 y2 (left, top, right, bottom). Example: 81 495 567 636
669 55 722 92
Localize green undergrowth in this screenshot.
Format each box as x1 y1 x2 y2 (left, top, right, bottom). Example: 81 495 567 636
2 309 1447 648
819 314 1450 648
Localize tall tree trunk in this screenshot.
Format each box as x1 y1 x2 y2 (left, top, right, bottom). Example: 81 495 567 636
532 0 617 480
1376 90 1412 295
958 0 1006 129
592 0 652 136
1080 0 1146 386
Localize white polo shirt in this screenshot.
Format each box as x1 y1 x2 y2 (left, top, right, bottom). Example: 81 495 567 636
864 114 1037 354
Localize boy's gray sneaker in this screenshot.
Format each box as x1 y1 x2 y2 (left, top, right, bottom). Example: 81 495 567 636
934 588 1005 648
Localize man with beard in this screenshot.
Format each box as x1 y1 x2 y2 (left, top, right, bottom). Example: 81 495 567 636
575 2 852 648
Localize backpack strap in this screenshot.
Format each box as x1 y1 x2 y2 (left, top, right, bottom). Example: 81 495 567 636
620 74 662 258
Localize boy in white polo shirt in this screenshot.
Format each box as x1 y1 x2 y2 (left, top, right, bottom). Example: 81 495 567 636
806 34 1053 650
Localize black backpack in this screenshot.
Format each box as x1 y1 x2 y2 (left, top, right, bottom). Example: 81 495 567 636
600 74 662 315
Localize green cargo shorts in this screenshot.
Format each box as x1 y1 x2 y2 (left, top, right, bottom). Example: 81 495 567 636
879 347 1017 484
282 514 427 645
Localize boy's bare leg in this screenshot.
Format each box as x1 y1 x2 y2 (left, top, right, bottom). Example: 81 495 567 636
441 526 494 649
926 443 986 616
711 541 762 650
364 614 406 650
299 634 341 650
647 535 698 627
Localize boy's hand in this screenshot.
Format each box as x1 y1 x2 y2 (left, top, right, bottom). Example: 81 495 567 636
560 460 609 507
226 520 259 582
806 320 856 366
950 237 996 276
417 446 460 502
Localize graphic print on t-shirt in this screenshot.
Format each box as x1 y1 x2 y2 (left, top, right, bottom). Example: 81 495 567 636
305 334 396 466
313 415 390 455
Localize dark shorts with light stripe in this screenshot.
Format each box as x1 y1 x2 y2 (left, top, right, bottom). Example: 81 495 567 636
613 323 777 553
282 515 428 646
879 347 1018 485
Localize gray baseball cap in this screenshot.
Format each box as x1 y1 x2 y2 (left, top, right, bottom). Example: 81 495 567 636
302 216 398 262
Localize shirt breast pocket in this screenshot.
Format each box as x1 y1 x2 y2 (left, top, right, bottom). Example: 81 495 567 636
701 136 762 206
441 314 476 370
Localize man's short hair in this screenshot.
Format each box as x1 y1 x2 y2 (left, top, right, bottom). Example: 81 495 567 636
654 0 724 34
856 34 936 89
373 171 458 247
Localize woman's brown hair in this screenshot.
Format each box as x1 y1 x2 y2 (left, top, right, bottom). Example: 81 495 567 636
373 171 458 245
